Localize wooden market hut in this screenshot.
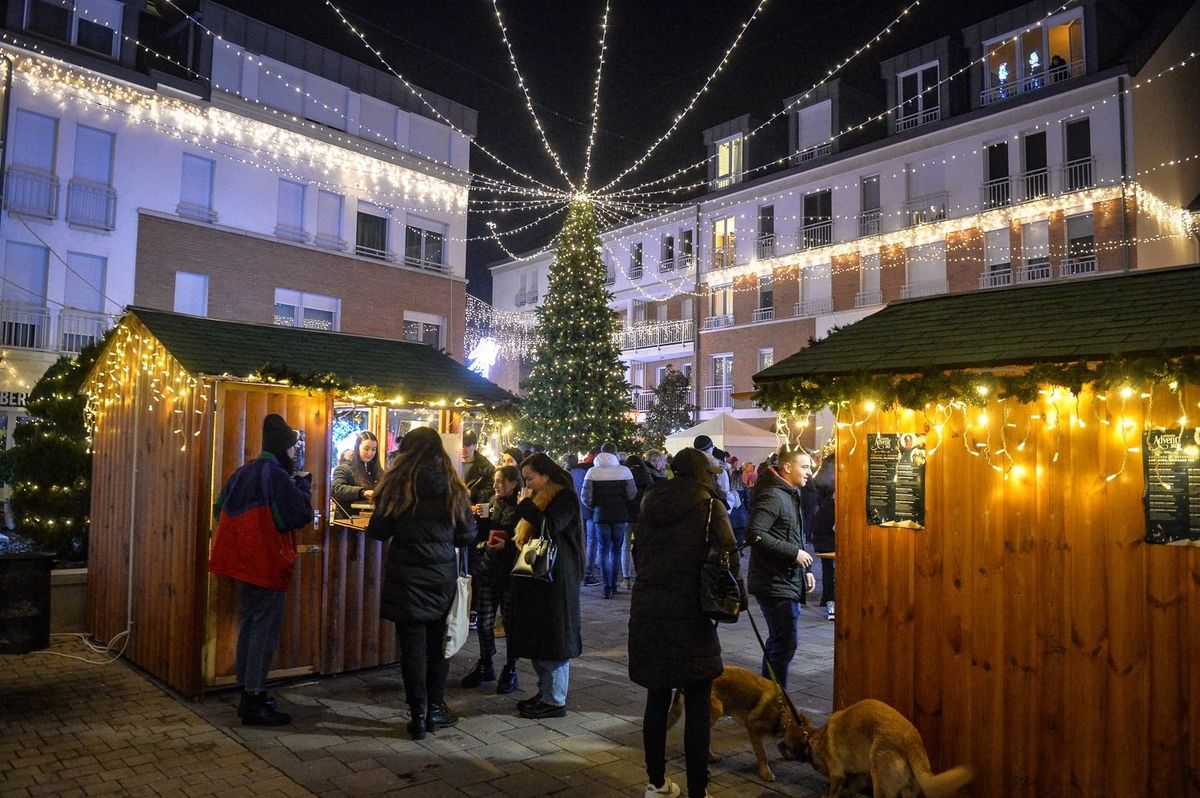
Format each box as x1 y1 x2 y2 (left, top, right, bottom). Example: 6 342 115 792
83 307 515 699
753 264 1200 797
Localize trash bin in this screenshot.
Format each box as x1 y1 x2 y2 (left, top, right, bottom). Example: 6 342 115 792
0 552 54 654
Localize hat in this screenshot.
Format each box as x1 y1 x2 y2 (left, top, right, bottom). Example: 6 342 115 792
693 434 714 452
728 456 740 467
262 414 299 456
462 430 478 447
712 447 730 462
671 447 721 477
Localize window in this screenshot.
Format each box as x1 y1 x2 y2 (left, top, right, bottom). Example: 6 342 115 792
799 263 832 315
758 205 775 257
859 175 881 237
661 234 675 270
802 190 832 248
757 348 775 372
711 354 733 386
714 135 743 189
274 289 339 331
630 242 643 278
67 125 115 229
26 0 70 41
983 228 1011 287
74 0 122 58
758 275 773 309
983 142 1011 208
1 242 48 348
64 252 104 312
858 253 881 306
173 271 208 316
178 154 215 222
904 242 947 297
795 100 832 158
680 229 694 267
1065 213 1094 257
1063 118 1093 190
405 222 446 271
1021 220 1050 280
983 9 1084 104
897 62 940 129
403 311 443 348
712 216 736 270
1022 131 1049 200
276 180 306 242
681 297 693 321
709 284 732 319
356 203 389 259
9 110 59 218
527 271 538 302
316 190 344 250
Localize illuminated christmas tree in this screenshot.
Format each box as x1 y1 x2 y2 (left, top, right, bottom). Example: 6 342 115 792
519 199 635 454
641 365 696 448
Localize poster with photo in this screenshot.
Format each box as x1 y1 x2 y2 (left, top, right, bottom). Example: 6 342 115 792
1142 429 1200 545
866 433 927 528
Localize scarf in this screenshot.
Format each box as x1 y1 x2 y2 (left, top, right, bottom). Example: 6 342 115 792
514 481 563 546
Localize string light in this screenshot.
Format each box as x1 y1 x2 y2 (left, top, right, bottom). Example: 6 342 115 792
580 0 612 193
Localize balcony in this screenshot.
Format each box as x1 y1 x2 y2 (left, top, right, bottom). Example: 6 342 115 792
896 106 941 132
1021 168 1050 202
1017 259 1052 283
903 192 948 227
981 177 1012 209
794 297 832 318
701 385 733 411
854 290 882 307
514 291 527 307
752 306 775 323
980 58 1085 105
702 314 734 331
629 264 644 280
710 249 738 272
1059 255 1098 278
858 210 881 238
315 233 347 252
1061 157 1095 193
177 200 217 224
527 292 538 304
900 279 948 299
0 304 50 349
800 221 832 250
0 304 116 353
5 166 59 219
66 178 116 230
797 142 832 162
676 254 695 273
658 258 674 273
355 243 389 260
603 272 616 286
979 267 1013 289
59 309 115 353
756 234 777 260
614 319 695 351
632 390 656 413
406 255 447 273
274 223 309 243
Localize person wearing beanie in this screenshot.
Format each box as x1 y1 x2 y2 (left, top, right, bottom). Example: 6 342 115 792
692 435 714 454
209 413 313 726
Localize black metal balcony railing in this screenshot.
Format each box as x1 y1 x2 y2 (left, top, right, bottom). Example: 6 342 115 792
5 166 59 219
66 178 116 230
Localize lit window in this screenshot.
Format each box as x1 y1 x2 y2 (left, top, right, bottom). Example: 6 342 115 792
274 288 340 331
403 312 443 348
405 222 447 272
714 135 743 189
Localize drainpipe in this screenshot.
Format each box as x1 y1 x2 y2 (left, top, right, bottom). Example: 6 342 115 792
0 54 14 239
692 205 701 424
1117 75 1131 272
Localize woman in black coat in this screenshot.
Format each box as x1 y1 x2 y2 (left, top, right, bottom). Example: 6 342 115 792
508 453 583 720
331 431 381 517
366 427 474 740
628 447 737 798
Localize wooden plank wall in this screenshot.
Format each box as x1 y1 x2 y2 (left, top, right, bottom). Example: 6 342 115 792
87 320 213 697
834 384 1200 797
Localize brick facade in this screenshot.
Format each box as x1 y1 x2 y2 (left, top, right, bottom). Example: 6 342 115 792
947 228 984 293
134 213 467 359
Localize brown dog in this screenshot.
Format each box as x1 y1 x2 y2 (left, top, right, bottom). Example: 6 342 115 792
668 665 799 782
778 698 974 798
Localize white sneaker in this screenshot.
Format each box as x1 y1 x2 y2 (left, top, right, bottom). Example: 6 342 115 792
644 777 681 796
826 601 835 621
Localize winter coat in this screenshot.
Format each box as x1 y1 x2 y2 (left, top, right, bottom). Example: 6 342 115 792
478 491 520 587
623 455 655 526
331 462 377 518
807 456 836 554
628 477 736 689
463 452 496 506
569 461 592 513
209 453 312 592
746 466 813 602
508 482 584 661
582 452 636 524
365 466 475 625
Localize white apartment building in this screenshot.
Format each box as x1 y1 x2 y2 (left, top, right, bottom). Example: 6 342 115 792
0 1 474 448
488 0 1200 435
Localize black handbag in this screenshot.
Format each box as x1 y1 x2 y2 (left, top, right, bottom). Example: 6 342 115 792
699 498 745 623
512 517 558 582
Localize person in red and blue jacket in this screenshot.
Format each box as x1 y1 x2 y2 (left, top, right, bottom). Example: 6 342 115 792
209 413 312 726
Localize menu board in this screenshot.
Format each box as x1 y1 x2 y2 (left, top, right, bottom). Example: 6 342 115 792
866 433 927 528
1143 430 1200 545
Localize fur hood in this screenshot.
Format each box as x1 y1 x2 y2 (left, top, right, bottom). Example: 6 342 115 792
514 481 563 545
586 452 633 481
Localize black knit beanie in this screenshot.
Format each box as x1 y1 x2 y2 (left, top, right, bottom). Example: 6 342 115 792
262 414 299 460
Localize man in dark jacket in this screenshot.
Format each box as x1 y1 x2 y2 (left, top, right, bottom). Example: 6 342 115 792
568 451 600 586
746 444 815 690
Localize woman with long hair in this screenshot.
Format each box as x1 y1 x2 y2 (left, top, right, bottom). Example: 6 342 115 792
508 453 584 719
366 426 474 740
331 431 381 517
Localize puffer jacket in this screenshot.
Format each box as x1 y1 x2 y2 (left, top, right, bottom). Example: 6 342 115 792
628 476 736 689
581 452 636 523
365 466 475 624
746 466 812 601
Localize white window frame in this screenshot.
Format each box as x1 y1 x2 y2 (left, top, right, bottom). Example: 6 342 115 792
402 310 444 348
404 218 448 272
274 288 340 331
896 60 940 127
757 348 775 372
178 154 216 223
173 271 208 317
982 8 1085 101
713 134 744 189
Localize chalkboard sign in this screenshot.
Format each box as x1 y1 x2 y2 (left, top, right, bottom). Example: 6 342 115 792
866 433 926 528
1143 429 1200 545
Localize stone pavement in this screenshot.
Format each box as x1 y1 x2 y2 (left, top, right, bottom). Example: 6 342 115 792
1 583 835 797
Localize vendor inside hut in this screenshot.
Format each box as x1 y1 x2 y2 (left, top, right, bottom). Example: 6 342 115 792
331 431 382 519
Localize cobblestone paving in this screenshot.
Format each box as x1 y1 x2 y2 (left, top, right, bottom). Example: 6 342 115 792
1 582 835 797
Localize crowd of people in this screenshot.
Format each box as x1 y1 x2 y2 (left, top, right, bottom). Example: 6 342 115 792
208 416 838 798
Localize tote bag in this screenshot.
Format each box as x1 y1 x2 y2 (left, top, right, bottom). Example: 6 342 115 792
443 572 473 658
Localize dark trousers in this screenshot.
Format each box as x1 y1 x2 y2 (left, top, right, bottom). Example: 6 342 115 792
819 557 836 604
235 581 287 693
475 573 515 665
756 596 799 690
395 618 449 714
644 681 712 798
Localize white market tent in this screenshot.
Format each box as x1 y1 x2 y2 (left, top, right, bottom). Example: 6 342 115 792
663 413 781 464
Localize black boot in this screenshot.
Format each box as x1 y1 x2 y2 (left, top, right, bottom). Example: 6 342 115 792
496 662 519 695
407 706 427 740
427 703 459 730
240 692 291 726
460 658 496 688
237 688 277 717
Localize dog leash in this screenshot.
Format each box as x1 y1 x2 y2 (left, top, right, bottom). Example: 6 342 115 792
743 602 806 733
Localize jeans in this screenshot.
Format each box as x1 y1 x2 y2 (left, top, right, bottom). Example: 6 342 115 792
584 519 599 579
644 682 712 798
756 596 799 690
236 581 287 693
395 617 449 714
532 658 569 705
596 522 627 590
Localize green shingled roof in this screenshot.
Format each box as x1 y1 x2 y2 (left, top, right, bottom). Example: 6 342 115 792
755 264 1200 385
122 306 517 408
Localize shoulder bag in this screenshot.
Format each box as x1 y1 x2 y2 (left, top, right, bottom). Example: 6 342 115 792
699 498 745 623
512 516 558 582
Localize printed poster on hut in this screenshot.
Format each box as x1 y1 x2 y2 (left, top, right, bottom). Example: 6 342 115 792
866 433 926 529
1142 429 1200 545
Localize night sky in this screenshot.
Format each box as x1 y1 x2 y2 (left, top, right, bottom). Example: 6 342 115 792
218 1 1121 298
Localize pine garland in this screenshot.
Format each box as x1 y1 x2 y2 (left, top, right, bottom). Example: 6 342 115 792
518 200 637 453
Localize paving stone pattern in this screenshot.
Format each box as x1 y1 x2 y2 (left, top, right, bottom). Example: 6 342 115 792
1 581 834 797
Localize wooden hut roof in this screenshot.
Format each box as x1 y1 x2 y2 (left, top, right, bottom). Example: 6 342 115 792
119 306 517 408
755 264 1200 384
